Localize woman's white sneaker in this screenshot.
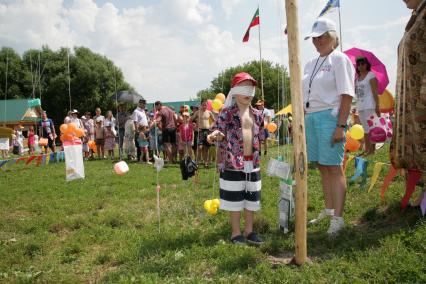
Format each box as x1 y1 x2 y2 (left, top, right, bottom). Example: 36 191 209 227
308 209 334 225
327 216 344 235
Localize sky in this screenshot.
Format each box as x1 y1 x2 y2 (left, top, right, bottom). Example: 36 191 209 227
0 0 411 105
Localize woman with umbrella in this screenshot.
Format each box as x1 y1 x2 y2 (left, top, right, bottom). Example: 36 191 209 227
355 56 380 156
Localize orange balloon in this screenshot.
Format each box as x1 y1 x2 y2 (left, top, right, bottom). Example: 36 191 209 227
67 123 76 134
215 93 226 103
345 137 360 152
62 133 74 141
266 122 278 133
60 124 68 134
75 128 85 138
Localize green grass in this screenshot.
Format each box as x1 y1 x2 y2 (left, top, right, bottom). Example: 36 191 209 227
0 144 425 283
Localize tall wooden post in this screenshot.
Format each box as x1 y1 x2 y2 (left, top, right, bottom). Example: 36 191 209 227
285 0 308 265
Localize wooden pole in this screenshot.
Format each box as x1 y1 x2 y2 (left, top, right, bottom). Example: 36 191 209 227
284 0 308 265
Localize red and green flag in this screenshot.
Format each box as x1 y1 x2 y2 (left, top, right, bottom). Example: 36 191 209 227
243 8 260 42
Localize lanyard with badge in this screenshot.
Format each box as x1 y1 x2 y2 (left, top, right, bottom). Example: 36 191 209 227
306 55 329 109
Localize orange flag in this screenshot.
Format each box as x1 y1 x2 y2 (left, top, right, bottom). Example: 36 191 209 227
380 166 398 200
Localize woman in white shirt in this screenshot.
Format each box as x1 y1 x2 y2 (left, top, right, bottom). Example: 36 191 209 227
355 57 380 156
302 18 355 235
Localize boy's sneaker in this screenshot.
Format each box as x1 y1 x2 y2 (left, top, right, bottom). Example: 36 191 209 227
308 209 333 225
230 235 246 245
246 232 264 245
327 217 344 235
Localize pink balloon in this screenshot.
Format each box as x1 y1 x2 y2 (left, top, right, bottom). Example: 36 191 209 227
207 99 213 111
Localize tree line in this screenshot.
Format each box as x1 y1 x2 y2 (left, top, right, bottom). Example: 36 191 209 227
0 46 133 125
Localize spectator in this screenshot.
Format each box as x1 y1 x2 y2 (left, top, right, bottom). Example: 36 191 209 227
93 107 105 127
355 56 380 156
133 99 148 161
255 100 271 156
391 0 426 208
179 112 194 159
82 112 95 159
303 18 355 235
117 104 128 158
155 101 177 164
94 118 105 159
191 100 215 167
104 121 116 160
38 111 57 153
124 114 136 160
28 125 35 155
69 109 83 129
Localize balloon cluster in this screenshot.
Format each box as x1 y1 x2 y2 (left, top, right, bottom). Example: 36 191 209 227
203 199 220 215
59 123 85 142
207 93 226 112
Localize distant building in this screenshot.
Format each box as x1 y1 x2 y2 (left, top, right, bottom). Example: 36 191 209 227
0 99 42 130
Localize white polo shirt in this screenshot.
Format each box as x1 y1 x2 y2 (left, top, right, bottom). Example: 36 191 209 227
133 107 148 127
302 50 355 114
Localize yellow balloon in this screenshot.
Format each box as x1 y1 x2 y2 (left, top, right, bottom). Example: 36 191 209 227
212 99 223 111
215 93 226 103
349 124 364 140
204 200 212 212
209 207 218 215
211 199 220 208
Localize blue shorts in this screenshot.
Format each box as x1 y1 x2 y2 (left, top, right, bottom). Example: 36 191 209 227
305 109 345 166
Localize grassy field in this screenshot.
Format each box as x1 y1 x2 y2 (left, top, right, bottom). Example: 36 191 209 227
0 144 425 283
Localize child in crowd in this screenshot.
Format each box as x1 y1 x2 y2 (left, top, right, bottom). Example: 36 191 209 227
104 122 116 160
149 119 162 158
124 115 136 160
27 126 35 155
95 119 105 159
137 125 151 164
179 112 194 159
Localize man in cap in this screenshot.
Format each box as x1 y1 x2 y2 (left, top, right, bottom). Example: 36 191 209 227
133 99 148 161
208 72 264 245
255 99 271 156
155 101 177 163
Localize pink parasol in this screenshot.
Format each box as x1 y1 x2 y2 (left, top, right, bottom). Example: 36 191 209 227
343 47 389 94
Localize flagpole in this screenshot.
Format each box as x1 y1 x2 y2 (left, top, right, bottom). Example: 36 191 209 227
338 5 343 51
285 0 308 265
257 5 264 101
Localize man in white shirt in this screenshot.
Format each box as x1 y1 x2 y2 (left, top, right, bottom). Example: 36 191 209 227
133 99 148 160
255 100 271 156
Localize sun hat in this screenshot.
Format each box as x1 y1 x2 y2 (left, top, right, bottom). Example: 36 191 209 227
231 72 257 88
304 18 336 40
71 109 79 114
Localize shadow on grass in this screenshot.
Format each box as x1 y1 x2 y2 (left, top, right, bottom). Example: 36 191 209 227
305 201 423 260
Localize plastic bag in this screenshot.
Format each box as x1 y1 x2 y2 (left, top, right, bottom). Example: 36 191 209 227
64 139 85 181
278 183 295 234
266 158 291 180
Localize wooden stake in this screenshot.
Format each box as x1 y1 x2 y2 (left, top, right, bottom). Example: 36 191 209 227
284 0 308 265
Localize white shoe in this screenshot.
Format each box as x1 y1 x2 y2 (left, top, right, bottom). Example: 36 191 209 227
327 217 344 235
308 209 333 225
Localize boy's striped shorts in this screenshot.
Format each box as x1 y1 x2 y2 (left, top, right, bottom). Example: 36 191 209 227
219 162 261 212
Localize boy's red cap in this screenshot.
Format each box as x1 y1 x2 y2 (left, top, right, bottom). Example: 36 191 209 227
231 72 257 88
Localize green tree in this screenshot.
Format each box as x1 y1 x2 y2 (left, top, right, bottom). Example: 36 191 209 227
198 60 290 111
0 45 135 125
